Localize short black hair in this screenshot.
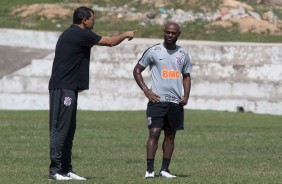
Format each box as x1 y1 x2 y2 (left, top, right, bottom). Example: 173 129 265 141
73 6 94 24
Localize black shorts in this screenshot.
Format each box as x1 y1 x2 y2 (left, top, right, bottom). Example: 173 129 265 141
146 101 184 131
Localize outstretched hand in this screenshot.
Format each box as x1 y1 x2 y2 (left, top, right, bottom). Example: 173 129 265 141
126 30 138 41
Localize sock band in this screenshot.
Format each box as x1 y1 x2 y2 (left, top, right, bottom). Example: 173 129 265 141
161 157 171 172
146 159 155 172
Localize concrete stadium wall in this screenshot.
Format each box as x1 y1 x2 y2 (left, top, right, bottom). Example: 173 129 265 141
0 28 281 115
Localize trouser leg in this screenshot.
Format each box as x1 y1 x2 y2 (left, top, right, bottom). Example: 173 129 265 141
49 89 77 175
61 91 78 173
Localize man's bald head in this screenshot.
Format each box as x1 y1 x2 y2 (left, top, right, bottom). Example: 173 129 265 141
164 22 181 33
163 22 181 48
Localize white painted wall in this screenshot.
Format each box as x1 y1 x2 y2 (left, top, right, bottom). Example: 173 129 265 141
0 29 281 115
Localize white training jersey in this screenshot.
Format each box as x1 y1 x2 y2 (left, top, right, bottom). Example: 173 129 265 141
138 43 191 104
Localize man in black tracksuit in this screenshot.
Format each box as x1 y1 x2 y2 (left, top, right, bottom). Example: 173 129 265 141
48 6 136 181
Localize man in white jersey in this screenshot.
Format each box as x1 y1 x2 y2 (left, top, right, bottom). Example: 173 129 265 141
133 22 191 178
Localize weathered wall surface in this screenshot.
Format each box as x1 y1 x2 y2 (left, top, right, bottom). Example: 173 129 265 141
0 29 281 115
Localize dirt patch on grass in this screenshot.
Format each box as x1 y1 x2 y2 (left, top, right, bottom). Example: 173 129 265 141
212 17 282 35
11 3 88 20
10 1 282 35
210 0 282 35
12 4 70 19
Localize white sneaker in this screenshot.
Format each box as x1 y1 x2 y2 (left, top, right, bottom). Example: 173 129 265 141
67 172 87 180
159 170 176 178
144 171 155 178
49 173 72 180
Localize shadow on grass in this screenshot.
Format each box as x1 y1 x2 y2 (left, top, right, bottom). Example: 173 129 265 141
155 174 191 178
175 174 191 177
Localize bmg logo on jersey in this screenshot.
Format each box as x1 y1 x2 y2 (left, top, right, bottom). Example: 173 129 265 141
64 97 72 106
161 69 180 79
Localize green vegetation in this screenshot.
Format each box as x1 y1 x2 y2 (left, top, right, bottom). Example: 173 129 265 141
1 0 282 42
0 110 282 183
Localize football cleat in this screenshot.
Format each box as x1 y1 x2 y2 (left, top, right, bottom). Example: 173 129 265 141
159 170 176 178
67 172 87 180
145 171 155 178
49 173 72 180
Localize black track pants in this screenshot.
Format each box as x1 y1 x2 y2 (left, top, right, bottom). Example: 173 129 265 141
49 89 78 175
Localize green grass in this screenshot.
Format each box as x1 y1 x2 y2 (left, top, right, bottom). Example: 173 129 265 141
0 110 282 184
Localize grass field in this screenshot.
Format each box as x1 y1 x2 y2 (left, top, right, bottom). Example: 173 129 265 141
0 110 281 183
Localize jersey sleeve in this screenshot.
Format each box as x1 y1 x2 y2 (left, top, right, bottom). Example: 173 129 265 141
81 29 102 48
138 47 154 68
182 52 191 74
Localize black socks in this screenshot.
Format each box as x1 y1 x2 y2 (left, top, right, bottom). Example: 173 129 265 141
160 157 171 172
146 159 155 173
147 158 171 173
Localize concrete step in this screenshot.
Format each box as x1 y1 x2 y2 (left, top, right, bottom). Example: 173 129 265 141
1 73 281 102
0 93 281 115
192 79 282 100
89 61 150 78
0 45 52 78
192 62 282 82
6 46 281 84
14 59 53 77
9 58 282 85
186 43 282 65
0 75 49 94
1 28 281 115
190 96 282 115
90 44 145 62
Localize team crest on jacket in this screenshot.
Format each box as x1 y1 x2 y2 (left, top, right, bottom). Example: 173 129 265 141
176 56 183 68
64 97 72 106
